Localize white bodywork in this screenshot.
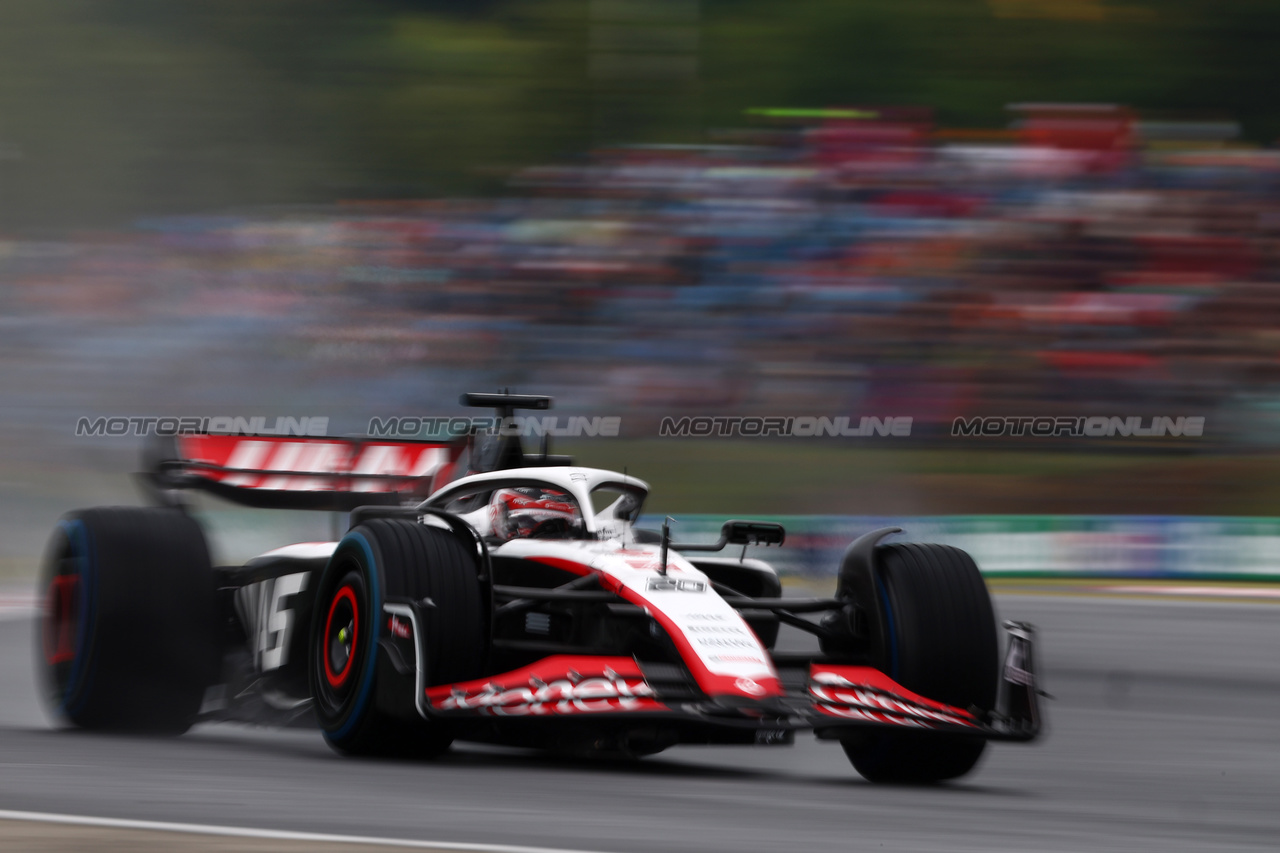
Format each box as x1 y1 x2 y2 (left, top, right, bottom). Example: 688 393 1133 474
492 537 781 698
427 466 782 699
247 466 783 700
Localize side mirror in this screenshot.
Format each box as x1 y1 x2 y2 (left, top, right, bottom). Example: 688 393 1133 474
722 519 785 547
671 518 786 552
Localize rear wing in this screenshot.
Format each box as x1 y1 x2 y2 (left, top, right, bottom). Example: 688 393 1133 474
143 434 467 511
141 392 575 512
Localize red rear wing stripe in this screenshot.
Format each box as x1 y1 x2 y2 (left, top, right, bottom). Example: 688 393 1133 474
172 435 463 496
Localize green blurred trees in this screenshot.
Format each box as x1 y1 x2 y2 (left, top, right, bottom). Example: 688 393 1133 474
1 0 1278 230
704 0 1280 138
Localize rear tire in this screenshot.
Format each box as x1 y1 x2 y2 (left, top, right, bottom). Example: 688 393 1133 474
841 543 998 784
37 507 219 733
309 519 485 757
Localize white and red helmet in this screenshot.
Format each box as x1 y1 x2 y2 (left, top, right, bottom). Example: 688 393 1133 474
489 487 582 541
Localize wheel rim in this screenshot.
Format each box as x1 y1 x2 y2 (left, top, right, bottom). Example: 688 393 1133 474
323 585 359 689
41 524 89 713
44 568 80 668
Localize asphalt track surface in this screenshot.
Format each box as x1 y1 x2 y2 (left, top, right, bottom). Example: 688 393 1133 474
1 593 1279 853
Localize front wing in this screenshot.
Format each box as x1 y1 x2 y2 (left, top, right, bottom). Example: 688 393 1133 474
416 623 1043 743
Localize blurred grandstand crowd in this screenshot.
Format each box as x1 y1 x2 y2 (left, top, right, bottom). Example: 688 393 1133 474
6 105 1280 444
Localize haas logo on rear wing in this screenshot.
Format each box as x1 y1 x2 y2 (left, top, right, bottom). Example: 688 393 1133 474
146 434 466 511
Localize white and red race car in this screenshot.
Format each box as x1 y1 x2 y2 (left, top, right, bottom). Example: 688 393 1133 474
39 393 1042 783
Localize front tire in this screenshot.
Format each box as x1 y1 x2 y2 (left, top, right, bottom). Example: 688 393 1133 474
309 519 486 757
37 507 219 733
841 543 998 784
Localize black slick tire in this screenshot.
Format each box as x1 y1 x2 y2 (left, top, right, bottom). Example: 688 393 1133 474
37 507 219 733
309 518 485 757
842 543 998 784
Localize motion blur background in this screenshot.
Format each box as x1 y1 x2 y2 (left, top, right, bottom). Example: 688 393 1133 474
5 0 1280 576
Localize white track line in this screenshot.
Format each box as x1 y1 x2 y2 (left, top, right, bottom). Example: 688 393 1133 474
996 591 1280 610
0 809 613 853
0 591 39 622
1104 584 1280 599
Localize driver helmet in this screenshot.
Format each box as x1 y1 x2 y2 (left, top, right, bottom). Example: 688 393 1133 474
489 486 581 541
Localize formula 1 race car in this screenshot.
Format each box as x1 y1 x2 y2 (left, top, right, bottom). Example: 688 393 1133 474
38 393 1043 783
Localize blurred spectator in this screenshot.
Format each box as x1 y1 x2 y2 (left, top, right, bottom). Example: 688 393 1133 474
5 106 1280 444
